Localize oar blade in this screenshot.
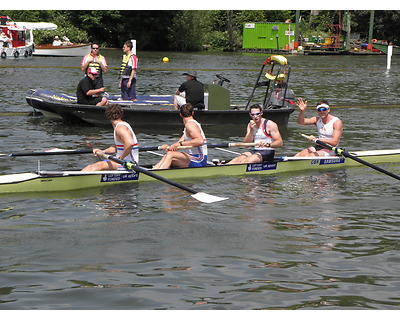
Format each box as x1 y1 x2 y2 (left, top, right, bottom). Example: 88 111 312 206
191 192 228 203
97 152 229 203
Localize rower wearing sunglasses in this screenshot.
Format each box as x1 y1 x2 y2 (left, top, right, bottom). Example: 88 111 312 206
295 98 343 157
227 104 283 164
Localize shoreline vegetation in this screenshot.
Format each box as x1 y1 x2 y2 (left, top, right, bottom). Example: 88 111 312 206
3 10 400 51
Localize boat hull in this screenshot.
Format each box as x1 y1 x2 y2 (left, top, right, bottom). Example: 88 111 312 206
0 43 34 58
32 43 91 56
372 43 400 55
25 89 295 129
1 150 399 194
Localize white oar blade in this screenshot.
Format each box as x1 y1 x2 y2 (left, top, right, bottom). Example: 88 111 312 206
191 192 228 203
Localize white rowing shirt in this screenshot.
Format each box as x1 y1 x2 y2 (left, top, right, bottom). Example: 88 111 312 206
253 118 273 151
316 116 340 146
183 119 207 157
114 122 139 163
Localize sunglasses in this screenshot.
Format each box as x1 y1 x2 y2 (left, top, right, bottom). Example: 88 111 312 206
317 107 328 112
249 112 262 117
92 47 99 50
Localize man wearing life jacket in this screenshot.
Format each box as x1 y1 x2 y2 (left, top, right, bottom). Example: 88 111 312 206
227 104 283 164
119 40 138 101
82 104 139 171
295 98 343 157
153 103 208 169
81 43 108 89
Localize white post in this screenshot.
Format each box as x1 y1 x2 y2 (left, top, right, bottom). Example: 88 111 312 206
387 43 393 70
131 39 136 55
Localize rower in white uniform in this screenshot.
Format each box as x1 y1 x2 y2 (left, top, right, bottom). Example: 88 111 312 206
295 98 343 157
227 104 283 164
82 104 138 171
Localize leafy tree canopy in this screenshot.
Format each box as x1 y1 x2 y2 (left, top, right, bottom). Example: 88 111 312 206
2 10 400 50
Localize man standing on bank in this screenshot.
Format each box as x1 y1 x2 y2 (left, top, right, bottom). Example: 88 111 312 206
173 71 205 110
153 103 207 169
119 40 138 101
295 98 343 157
228 104 283 164
76 67 108 106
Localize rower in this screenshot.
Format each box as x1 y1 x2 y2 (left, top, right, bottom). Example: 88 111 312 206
294 98 343 157
227 103 283 164
153 103 207 169
82 104 138 171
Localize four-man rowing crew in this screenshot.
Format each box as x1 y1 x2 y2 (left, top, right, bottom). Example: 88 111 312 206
1 137 400 203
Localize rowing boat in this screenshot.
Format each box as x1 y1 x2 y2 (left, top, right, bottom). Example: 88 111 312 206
1 149 399 194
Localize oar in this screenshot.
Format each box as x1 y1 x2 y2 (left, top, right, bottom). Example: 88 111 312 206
141 142 258 151
5 148 93 157
215 147 241 155
4 143 257 157
96 151 228 203
301 134 400 181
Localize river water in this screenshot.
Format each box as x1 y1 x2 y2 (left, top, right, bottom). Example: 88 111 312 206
0 50 400 310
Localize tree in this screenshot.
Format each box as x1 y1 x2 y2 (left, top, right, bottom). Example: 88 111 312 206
2 10 399 49
167 11 212 51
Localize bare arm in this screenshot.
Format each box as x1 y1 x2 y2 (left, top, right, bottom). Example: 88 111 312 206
80 55 93 71
114 125 135 159
86 87 105 96
243 120 256 143
128 69 136 88
267 121 283 148
297 98 317 125
98 56 107 73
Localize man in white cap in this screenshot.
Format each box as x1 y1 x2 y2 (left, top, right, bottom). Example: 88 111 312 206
76 67 108 106
295 98 342 157
52 36 62 46
173 71 204 110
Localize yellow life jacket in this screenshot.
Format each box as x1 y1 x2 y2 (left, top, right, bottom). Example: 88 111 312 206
86 54 104 75
120 53 133 77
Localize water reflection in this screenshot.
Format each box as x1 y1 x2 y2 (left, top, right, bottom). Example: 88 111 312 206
2 51 400 310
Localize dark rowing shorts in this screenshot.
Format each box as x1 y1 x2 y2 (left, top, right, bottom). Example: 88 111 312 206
314 145 325 151
86 96 103 105
250 149 275 162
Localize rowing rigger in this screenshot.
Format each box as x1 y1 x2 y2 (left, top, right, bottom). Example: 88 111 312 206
2 143 257 157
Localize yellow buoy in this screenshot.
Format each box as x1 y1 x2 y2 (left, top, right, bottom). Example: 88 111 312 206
162 57 169 63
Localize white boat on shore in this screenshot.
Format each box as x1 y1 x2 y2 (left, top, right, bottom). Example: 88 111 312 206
1 15 57 59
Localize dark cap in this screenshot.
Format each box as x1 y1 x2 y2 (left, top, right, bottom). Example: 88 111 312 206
182 71 197 78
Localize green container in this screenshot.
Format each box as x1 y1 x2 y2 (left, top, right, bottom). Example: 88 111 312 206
242 22 296 50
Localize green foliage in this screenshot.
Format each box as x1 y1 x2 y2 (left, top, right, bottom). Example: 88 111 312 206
236 10 293 26
298 10 338 39
2 10 400 49
167 10 213 51
373 10 400 43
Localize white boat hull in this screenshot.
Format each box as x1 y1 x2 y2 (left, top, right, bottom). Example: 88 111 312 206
32 44 91 57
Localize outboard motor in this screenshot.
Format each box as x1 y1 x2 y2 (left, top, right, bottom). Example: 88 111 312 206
266 84 296 109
